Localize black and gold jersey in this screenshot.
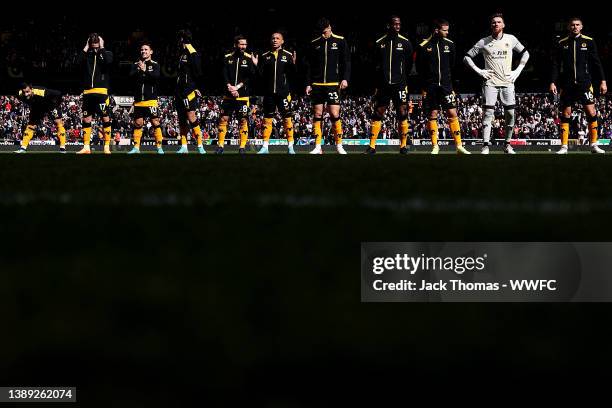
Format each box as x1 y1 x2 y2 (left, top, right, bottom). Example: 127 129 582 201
18 86 62 109
176 43 202 98
374 32 413 86
551 34 606 87
129 59 160 104
306 33 351 86
258 48 295 95
416 35 456 91
80 48 113 94
222 51 257 98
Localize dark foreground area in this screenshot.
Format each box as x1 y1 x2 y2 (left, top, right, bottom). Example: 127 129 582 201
1 155 611 406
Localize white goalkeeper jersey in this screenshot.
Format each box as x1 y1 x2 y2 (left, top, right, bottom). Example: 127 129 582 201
467 33 525 87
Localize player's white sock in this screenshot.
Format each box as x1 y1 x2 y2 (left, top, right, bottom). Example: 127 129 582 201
288 141 294 148
482 109 494 145
504 109 515 141
263 141 269 148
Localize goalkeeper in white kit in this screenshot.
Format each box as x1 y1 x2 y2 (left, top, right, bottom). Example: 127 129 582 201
464 13 530 154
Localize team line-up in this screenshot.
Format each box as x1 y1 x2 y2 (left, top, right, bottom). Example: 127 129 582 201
14 14 607 155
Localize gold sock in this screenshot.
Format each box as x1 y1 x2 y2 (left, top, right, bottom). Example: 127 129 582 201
449 117 462 146
103 125 111 146
218 120 228 147
560 121 569 146
240 119 249 148
428 119 439 146
313 120 323 145
369 120 382 148
589 119 599 144
82 125 92 146
57 124 66 148
332 119 343 145
181 135 187 145
263 118 273 142
133 127 143 148
21 125 35 148
192 124 203 146
154 127 163 148
283 117 294 143
399 120 409 148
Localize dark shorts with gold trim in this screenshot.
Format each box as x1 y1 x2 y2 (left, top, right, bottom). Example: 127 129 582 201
311 84 341 105
560 84 595 108
29 101 63 124
132 102 160 120
374 83 408 109
82 93 110 118
221 97 250 118
263 93 292 117
423 85 457 112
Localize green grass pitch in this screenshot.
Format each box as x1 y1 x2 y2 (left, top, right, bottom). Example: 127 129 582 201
1 153 611 405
